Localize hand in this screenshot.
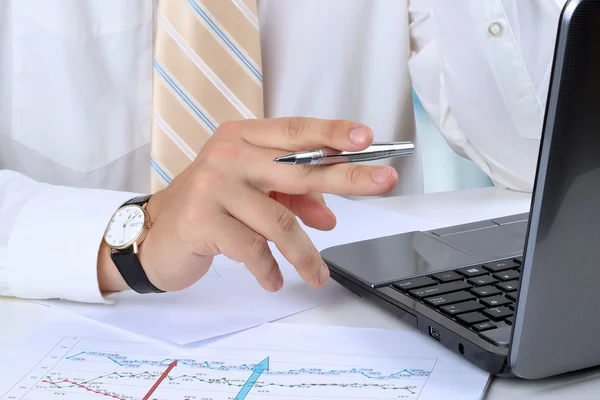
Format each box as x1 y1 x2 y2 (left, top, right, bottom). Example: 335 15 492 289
98 118 398 293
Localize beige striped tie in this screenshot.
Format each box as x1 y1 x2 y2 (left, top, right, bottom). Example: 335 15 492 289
150 0 264 191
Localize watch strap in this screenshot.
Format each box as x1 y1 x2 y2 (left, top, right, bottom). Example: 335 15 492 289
123 194 153 207
109 193 163 294
111 250 165 294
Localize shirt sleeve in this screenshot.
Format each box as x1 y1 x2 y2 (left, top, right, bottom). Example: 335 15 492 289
406 0 471 160
0 170 140 303
406 0 562 192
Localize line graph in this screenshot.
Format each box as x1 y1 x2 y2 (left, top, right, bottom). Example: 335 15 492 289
1 336 436 400
62 350 430 379
42 378 128 400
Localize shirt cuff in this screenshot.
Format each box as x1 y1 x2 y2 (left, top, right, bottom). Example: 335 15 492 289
8 182 140 303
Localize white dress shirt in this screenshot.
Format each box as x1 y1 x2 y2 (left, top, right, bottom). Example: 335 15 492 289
0 0 564 303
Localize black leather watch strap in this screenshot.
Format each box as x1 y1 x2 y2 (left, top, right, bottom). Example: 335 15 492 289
111 250 164 294
109 194 164 294
123 194 153 207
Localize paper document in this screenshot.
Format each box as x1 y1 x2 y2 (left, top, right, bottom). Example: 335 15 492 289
0 317 489 400
37 195 438 345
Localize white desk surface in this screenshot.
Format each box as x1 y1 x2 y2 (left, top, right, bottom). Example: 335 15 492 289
3 186 600 399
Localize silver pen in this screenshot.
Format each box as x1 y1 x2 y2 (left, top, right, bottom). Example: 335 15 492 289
273 141 414 165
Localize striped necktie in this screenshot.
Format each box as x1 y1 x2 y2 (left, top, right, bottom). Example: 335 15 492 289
151 0 264 191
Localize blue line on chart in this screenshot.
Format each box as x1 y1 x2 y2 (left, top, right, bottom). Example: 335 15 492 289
64 351 432 379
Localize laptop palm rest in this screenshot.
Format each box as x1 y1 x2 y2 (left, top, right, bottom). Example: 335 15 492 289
322 216 527 288
433 221 527 257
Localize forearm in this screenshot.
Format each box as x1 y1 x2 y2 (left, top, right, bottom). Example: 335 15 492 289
1 169 138 302
0 170 41 297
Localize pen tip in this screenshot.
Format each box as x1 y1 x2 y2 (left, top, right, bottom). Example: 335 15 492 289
273 155 296 164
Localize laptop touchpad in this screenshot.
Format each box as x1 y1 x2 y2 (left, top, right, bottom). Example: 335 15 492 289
434 221 527 257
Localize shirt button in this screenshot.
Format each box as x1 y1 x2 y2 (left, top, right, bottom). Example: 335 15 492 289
488 22 504 37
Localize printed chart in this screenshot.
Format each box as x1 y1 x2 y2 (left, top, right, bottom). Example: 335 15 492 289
1 336 436 400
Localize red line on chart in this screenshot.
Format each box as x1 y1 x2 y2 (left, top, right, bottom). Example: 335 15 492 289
42 379 126 400
142 360 178 400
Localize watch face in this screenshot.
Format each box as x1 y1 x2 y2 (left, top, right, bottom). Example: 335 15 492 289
104 205 147 249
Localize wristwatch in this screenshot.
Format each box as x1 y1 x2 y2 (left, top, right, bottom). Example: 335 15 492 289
103 195 164 294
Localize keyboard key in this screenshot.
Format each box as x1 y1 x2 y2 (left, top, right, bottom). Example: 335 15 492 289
456 312 488 325
506 292 518 302
479 326 511 347
424 291 475 307
483 306 513 321
493 270 521 281
472 321 497 332
497 280 519 292
505 316 514 325
482 260 519 273
480 295 511 308
456 266 487 278
440 301 485 316
392 277 437 291
431 271 463 283
467 275 499 286
470 285 501 297
513 256 523 264
409 281 471 298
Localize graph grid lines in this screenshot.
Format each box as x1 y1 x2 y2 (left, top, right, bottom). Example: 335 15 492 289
2 336 437 400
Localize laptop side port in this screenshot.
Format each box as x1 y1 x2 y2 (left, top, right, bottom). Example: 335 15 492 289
429 326 441 341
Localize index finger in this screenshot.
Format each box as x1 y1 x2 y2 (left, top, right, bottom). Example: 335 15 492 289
226 117 374 152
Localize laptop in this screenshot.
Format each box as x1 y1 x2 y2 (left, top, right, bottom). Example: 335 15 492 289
321 0 600 379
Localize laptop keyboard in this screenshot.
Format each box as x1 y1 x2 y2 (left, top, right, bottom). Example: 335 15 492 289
389 257 522 334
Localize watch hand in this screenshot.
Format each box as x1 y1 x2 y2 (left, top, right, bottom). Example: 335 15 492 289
129 211 141 226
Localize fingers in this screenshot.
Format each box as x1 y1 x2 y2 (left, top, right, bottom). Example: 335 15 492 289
271 192 336 231
298 164 398 195
206 119 397 198
223 188 330 289
249 152 399 196
212 214 284 292
222 117 373 152
293 193 336 230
